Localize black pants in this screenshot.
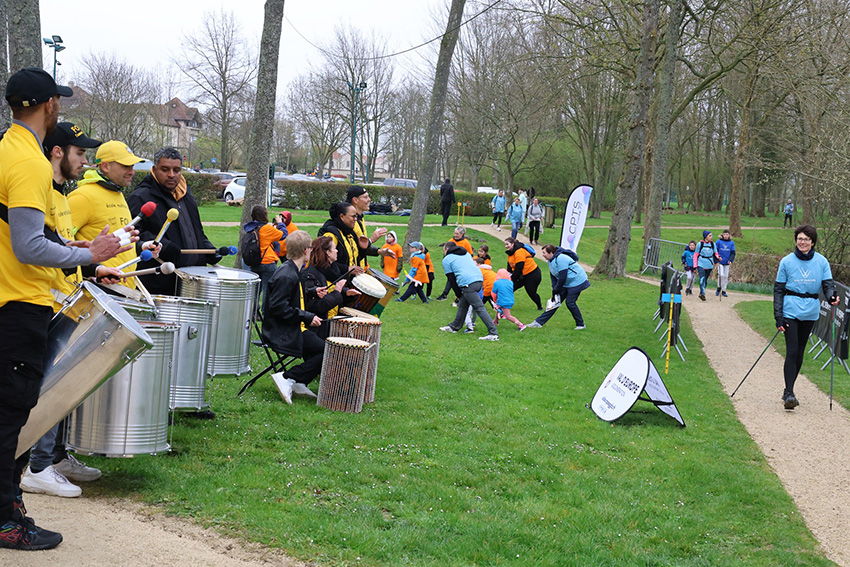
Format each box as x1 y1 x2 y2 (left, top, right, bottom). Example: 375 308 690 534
399 282 428 302
528 220 540 243
438 272 462 300
0 302 52 523
492 212 504 227
441 201 453 226
513 267 543 310
784 213 793 228
426 272 434 297
288 330 325 385
783 318 816 395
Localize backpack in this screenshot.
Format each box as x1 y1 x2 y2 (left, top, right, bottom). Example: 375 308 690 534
241 227 262 267
522 243 536 257
563 248 579 262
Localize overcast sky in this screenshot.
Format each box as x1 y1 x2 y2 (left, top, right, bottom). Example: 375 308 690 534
39 0 448 98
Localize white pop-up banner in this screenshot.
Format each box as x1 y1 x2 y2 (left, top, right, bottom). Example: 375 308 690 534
559 184 593 252
590 347 685 427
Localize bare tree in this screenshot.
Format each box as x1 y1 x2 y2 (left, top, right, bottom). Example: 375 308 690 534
289 73 348 177
385 81 429 178
406 0 468 250
240 0 286 254
179 10 258 171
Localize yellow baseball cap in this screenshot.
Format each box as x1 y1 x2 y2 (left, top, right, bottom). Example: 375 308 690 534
95 140 144 166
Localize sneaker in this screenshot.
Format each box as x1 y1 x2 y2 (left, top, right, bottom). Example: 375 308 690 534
783 392 799 410
20 466 81 498
53 455 101 482
0 517 63 551
517 324 526 331
394 298 404 302
451 301 458 307
479 334 499 341
575 325 586 330
525 321 543 329
463 327 475 334
435 295 448 301
685 289 692 296
721 291 728 297
699 294 706 301
272 372 293 404
716 288 721 296
291 381 317 399
496 227 501 232
490 223 494 228
439 326 458 333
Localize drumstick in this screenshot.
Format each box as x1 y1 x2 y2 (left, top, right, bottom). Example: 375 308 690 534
114 249 153 271
119 262 175 278
181 246 238 256
112 202 156 245
153 208 179 243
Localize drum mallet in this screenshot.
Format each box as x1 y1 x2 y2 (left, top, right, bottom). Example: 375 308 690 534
731 329 781 397
181 246 238 256
119 262 176 279
113 201 156 246
114 249 153 271
153 208 180 244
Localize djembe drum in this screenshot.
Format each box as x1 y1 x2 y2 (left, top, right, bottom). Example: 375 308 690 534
317 337 374 413
329 316 382 403
347 272 386 314
340 306 379 321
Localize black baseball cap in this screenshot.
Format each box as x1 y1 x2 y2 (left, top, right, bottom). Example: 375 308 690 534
43 122 102 151
5 67 73 108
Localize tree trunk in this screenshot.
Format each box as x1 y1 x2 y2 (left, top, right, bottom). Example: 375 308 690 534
643 0 682 251
8 0 40 71
594 0 659 278
239 0 285 268
404 0 467 253
729 94 753 238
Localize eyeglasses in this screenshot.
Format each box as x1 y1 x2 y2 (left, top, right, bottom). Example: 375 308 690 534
796 236 812 242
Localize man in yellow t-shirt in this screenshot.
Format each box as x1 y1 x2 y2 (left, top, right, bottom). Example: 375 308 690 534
0 68 125 552
68 140 145 290
345 185 395 268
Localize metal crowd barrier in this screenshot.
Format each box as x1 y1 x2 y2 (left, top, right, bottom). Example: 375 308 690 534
642 237 687 275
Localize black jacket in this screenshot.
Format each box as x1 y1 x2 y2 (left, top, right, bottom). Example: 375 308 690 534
126 174 215 295
262 260 317 356
440 182 455 204
318 217 360 274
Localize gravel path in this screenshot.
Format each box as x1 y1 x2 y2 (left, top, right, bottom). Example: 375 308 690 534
1 223 844 565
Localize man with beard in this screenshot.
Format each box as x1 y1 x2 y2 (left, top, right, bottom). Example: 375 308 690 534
19 123 125 501
0 69 126 551
68 140 158 294
127 147 219 296
345 185 395 268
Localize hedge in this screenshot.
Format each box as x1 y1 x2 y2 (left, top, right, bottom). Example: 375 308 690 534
126 171 220 205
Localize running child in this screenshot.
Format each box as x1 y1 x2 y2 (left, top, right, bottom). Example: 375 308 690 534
492 269 525 331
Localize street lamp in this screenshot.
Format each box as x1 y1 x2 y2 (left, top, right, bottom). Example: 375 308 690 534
347 81 367 183
43 35 65 80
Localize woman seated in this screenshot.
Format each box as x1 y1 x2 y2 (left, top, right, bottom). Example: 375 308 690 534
300 236 360 338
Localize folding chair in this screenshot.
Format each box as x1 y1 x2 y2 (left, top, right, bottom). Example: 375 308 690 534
237 309 297 396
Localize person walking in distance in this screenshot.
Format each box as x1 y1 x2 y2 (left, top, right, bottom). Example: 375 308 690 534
490 190 506 231
681 241 696 296
526 197 544 245
439 178 455 226
715 229 735 298
693 230 719 301
783 199 794 228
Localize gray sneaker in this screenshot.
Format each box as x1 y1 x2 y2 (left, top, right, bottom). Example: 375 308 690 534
53 455 101 482
479 334 499 341
291 381 317 399
575 325 586 330
439 326 458 333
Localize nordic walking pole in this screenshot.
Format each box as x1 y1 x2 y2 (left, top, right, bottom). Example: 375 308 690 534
731 329 782 397
831 305 835 410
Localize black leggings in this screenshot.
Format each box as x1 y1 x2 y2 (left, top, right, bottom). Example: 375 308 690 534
426 272 434 297
783 318 816 395
528 220 540 243
492 212 504 226
513 267 542 310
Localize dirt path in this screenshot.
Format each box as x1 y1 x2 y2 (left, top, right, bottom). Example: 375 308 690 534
2 223 845 565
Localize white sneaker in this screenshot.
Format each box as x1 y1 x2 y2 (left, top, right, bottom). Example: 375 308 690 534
272 372 293 404
479 334 499 341
497 227 502 232
575 325 586 330
54 454 101 482
526 321 543 329
291 381 317 398
20 465 81 498
439 326 458 333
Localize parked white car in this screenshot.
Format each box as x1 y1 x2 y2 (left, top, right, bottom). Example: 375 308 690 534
223 177 247 202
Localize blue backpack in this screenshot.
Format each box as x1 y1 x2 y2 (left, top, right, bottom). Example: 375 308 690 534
522 243 536 257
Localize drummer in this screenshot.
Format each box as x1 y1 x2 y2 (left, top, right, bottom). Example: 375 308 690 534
318 202 364 276
300 236 360 338
0 68 129 551
262 230 325 401
345 185 396 267
18 123 125 501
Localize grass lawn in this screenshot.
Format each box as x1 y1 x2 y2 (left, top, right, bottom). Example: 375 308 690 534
73 211 836 566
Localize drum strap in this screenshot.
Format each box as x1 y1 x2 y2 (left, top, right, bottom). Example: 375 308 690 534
0 203 77 276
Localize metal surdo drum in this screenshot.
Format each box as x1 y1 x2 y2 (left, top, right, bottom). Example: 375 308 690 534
66 321 178 457
16 282 153 458
367 267 399 317
113 296 157 321
317 337 374 413
328 316 382 404
153 295 218 411
176 266 259 376
347 272 386 314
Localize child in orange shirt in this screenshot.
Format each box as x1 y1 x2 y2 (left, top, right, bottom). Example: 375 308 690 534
380 230 404 280
475 244 492 266
395 241 429 303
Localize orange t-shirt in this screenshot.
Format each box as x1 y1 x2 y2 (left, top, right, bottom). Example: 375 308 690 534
479 265 496 296
507 247 537 276
259 223 285 264
454 237 474 255
424 251 434 274
278 221 299 258
409 254 429 284
381 242 403 278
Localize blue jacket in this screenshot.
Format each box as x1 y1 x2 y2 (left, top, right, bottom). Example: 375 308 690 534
491 195 506 213
681 247 695 271
492 278 515 308
715 238 736 265
548 247 589 294
441 245 483 288
508 203 525 223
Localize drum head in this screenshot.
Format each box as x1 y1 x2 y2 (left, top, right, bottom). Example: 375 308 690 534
327 336 371 348
352 273 385 298
368 267 400 289
340 307 379 320
177 266 259 282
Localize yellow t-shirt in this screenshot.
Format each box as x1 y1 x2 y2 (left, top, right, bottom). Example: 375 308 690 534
68 175 136 289
0 123 57 309
352 217 370 268
47 190 83 311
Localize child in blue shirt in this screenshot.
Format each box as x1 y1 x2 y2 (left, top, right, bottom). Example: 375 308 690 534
681 241 696 296
715 229 736 297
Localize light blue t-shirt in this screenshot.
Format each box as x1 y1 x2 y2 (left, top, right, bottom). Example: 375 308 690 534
776 251 832 321
492 278 515 308
442 251 483 288
549 253 589 289
508 203 524 223
491 195 506 213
